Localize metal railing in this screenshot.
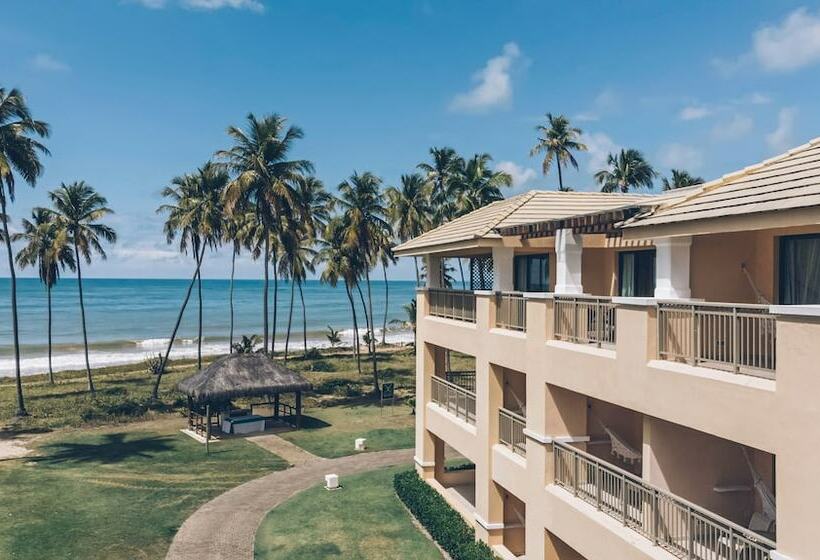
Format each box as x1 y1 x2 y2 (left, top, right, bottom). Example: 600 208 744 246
554 295 616 347
657 302 776 379
428 288 477 323
498 408 526 456
495 292 527 331
431 376 476 425
553 441 775 560
445 370 476 392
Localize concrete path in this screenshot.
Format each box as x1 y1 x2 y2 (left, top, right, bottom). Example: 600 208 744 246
165 448 414 560
246 434 321 467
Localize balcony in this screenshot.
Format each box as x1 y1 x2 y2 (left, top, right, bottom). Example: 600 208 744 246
498 407 526 456
431 376 476 425
428 288 476 323
657 302 776 379
495 292 527 331
445 370 476 392
554 295 616 347
553 441 775 560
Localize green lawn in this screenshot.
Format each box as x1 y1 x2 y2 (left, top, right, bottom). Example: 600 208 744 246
278 402 416 458
254 465 441 560
0 419 287 560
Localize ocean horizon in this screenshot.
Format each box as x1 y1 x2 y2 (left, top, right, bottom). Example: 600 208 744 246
0 277 418 377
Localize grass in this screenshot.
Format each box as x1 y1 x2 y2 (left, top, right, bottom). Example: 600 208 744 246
0 418 288 560
254 465 441 560
278 401 416 458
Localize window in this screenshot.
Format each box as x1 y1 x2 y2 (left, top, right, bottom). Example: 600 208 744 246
779 234 820 304
514 255 549 292
618 250 655 297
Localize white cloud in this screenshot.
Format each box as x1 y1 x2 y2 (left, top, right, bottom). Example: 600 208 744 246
575 88 619 122
766 107 798 153
711 114 754 141
495 161 537 188
657 143 703 171
113 242 182 263
679 105 712 121
582 132 619 173
742 92 772 105
449 42 521 113
182 0 264 12
31 53 70 72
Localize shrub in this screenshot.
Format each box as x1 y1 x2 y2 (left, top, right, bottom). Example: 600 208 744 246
303 347 322 360
393 470 496 560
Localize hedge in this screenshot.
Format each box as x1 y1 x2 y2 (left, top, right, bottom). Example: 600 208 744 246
394 470 497 560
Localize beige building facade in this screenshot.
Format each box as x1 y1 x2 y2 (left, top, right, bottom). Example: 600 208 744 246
397 139 820 560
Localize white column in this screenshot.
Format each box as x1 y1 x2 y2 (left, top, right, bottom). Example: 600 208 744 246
424 254 442 288
554 228 583 294
492 246 514 292
653 236 692 299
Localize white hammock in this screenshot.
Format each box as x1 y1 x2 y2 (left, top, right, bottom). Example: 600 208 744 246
743 447 776 532
601 425 641 464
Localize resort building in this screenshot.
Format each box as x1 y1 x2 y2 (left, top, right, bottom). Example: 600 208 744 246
396 138 820 560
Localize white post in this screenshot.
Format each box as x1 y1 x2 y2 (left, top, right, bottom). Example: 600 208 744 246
554 228 584 294
653 236 692 299
492 246 514 292
424 254 442 289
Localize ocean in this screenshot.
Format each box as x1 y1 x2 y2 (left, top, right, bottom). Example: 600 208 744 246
0 278 418 377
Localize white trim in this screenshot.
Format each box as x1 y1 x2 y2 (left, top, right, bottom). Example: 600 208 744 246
474 512 505 531
523 428 552 444
611 296 656 306
522 429 591 445
769 304 820 317
413 456 435 468
473 290 494 296
770 552 793 560
522 291 551 299
554 435 591 444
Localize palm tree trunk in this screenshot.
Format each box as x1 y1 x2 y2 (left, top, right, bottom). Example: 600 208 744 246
413 257 420 286
1 198 26 416
381 262 389 345
299 281 307 355
364 268 379 393
152 244 206 399
284 278 295 361
458 258 466 290
344 281 362 374
74 240 94 394
556 159 564 191
47 285 53 384
196 252 203 371
262 233 270 354
356 283 370 343
272 246 279 356
229 249 236 353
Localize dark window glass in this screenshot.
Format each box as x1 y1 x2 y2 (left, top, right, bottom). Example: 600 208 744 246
514 255 549 292
779 234 820 304
618 250 656 297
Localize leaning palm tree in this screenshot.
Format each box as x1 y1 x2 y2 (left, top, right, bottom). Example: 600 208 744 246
153 162 226 397
14 209 75 384
47 181 117 393
530 113 587 191
595 149 657 193
417 147 461 227
386 173 431 285
278 224 316 360
336 172 390 392
0 87 50 416
218 113 313 355
376 237 396 345
661 169 704 191
224 209 256 353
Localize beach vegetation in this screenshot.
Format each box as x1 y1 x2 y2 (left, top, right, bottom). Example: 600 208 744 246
595 148 658 193
529 112 587 191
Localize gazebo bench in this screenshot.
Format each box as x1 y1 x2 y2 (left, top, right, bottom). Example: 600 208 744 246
221 414 266 435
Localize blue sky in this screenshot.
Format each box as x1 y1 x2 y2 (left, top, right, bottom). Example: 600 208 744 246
2 0 820 280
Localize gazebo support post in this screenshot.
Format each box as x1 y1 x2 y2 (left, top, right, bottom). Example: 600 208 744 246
274 393 280 420
205 403 211 455
187 396 193 430
295 391 302 429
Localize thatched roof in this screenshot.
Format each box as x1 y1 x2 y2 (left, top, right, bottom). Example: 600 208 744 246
178 353 312 402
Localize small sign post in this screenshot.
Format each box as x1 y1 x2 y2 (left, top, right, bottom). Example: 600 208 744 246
381 382 395 415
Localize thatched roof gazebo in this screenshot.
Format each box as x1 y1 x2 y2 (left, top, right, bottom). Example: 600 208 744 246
178 353 312 443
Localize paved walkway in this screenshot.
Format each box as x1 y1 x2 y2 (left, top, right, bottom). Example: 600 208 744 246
246 434 321 467
166 448 414 560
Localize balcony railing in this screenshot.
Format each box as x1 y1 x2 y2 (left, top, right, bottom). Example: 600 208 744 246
428 288 476 323
495 292 527 331
498 408 526 456
554 295 616 347
657 302 776 379
431 376 476 425
553 441 775 560
445 370 476 392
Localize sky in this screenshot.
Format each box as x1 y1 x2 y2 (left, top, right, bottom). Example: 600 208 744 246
2 0 820 280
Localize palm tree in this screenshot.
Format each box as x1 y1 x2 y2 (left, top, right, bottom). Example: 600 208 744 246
14 209 75 384
417 147 460 226
0 87 50 416
452 154 513 215
595 149 657 193
218 113 312 355
662 169 704 191
386 173 431 285
47 181 117 393
336 172 390 391
530 113 587 191
377 240 396 345
278 225 316 360
224 209 256 353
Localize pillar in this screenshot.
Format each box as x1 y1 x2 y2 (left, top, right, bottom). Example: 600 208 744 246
475 361 505 544
492 246 515 292
295 391 302 429
554 229 583 294
424 254 442 288
653 236 692 299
